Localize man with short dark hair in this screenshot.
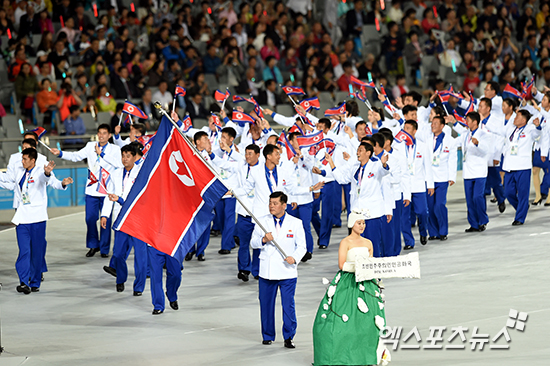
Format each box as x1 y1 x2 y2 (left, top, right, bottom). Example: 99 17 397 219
251 191 306 348
51 124 123 257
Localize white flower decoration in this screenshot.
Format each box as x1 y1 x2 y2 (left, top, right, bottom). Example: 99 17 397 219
335 273 341 283
321 314 327 319
375 291 380 298
359 284 365 291
342 314 349 322
357 297 369 313
378 302 385 310
323 303 329 310
327 285 336 298
328 298 332 305
322 277 329 285
375 315 385 329
381 293 386 300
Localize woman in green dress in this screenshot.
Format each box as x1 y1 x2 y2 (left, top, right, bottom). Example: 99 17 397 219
312 211 390 365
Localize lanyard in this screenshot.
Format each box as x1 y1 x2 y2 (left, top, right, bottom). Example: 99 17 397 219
509 125 526 142
21 167 35 192
123 168 132 192
266 167 277 193
96 142 107 161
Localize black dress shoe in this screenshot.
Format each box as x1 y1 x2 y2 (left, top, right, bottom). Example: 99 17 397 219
428 236 440 240
169 300 179 310
301 252 312 262
234 236 240 246
16 283 31 294
254 275 260 280
420 236 427 245
218 249 231 255
403 245 414 250
332 224 341 228
210 229 220 237
100 253 109 258
490 197 498 203
31 287 39 292
262 340 272 345
103 266 116 277
86 248 99 257
41 274 44 282
197 254 205 261
498 202 506 213
512 220 524 226
133 291 142 296
185 252 194 261
440 235 448 241
237 271 250 282
284 338 295 348
479 224 487 232
465 227 480 232
318 245 327 249
545 202 550 207
152 309 163 315
542 193 548 200
116 283 124 292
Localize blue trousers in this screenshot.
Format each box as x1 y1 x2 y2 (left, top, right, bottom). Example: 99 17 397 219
486 167 506 204
505 170 531 223
392 198 403 256
361 216 384 257
15 221 47 288
287 202 313 253
188 223 210 257
258 277 297 341
311 180 339 247
148 246 182 312
342 183 351 219
427 182 449 237
380 214 394 258
214 198 236 251
113 231 147 292
534 150 550 195
333 185 342 227
464 178 489 229
237 215 259 275
401 192 428 247
85 195 112 254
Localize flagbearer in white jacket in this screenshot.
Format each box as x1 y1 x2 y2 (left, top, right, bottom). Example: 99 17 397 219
100 144 146 295
51 124 123 258
112 123 146 148
8 148 73 294
427 116 457 241
501 110 542 225
250 191 307 349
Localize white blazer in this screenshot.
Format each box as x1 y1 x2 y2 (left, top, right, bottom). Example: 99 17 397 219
11 166 66 225
453 124 491 179
59 142 123 197
501 122 541 172
235 162 259 217
250 213 307 280
100 163 142 220
333 156 390 219
430 132 458 183
405 139 434 193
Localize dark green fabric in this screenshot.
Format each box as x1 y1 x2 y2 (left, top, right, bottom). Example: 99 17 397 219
312 271 386 366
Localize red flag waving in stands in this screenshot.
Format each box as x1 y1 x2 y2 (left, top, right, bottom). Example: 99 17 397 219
113 116 227 262
122 101 148 119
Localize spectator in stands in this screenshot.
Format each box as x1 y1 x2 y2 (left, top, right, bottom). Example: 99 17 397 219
152 80 173 110
188 73 210 98
260 37 280 61
34 51 55 84
96 84 116 114
147 60 166 87
0 8 14 36
74 73 92 99
36 9 53 34
9 47 29 82
162 35 186 67
334 53 358 80
111 66 139 100
36 78 59 127
383 21 404 74
439 39 463 69
392 74 410 100
257 79 282 108
111 103 130 133
14 62 38 124
203 44 222 75
58 16 78 45
139 88 161 130
262 56 283 84
74 2 92 32
463 67 481 94
403 31 423 82
14 0 28 29
18 4 38 37
186 93 208 121
57 82 82 125
345 0 367 38
337 61 354 91
63 105 86 145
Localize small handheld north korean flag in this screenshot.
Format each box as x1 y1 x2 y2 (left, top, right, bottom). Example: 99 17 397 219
324 102 346 116
233 95 253 104
175 85 186 97
395 129 414 146
232 110 256 124
299 97 320 112
453 112 468 127
122 101 148 119
214 89 230 103
30 127 46 139
181 115 192 132
282 85 305 96
137 133 157 155
211 113 223 131
503 84 522 99
296 130 324 148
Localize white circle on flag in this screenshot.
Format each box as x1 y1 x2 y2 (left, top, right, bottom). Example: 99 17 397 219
128 106 134 112
304 101 310 107
314 136 320 142
237 113 243 119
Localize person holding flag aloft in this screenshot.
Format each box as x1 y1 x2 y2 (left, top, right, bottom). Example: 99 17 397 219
113 123 146 148
51 124 123 257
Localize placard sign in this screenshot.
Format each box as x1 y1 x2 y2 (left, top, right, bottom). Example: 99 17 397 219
355 252 421 281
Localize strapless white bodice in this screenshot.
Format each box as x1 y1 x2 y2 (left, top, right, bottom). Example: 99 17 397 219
342 247 371 272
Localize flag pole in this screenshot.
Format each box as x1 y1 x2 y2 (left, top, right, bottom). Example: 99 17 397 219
38 139 53 152
172 97 177 113
279 85 308 127
154 101 289 259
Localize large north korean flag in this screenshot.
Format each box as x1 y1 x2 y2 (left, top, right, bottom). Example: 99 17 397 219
114 116 227 262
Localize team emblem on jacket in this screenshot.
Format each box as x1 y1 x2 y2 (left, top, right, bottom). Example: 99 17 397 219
367 172 374 178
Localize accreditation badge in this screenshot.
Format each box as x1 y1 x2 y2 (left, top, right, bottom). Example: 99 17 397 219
432 154 440 167
247 189 255 198
22 192 31 205
220 168 228 180
511 143 519 156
